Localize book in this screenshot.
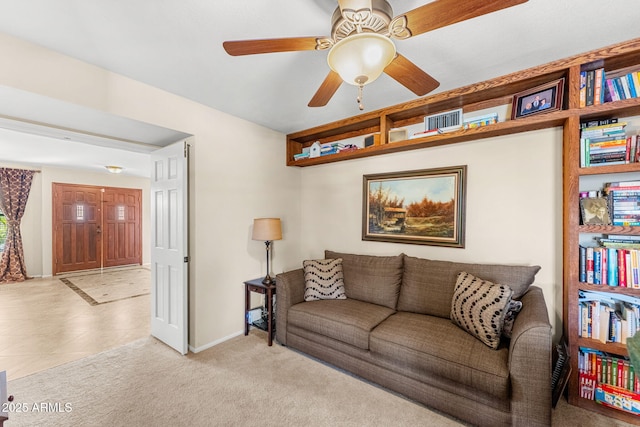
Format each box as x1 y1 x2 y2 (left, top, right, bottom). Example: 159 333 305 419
595 68 605 105
633 72 640 96
580 71 587 107
595 383 640 415
581 118 619 128
607 180 640 188
619 75 632 99
628 73 638 98
586 70 595 106
614 77 628 100
410 129 441 139
581 122 627 138
606 79 619 102
579 245 587 282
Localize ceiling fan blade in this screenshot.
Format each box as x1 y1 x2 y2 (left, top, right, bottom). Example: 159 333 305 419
384 54 440 96
308 71 343 107
223 37 322 56
401 0 528 38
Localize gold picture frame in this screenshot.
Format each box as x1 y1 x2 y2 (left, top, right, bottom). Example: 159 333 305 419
362 166 466 247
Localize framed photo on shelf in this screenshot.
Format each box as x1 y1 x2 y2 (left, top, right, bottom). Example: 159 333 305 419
362 166 466 247
511 78 565 120
580 197 611 225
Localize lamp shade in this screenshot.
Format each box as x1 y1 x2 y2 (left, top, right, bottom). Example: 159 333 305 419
327 33 396 86
252 218 282 241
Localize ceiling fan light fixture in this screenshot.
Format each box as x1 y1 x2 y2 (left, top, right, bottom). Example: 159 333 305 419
327 33 396 87
105 165 123 174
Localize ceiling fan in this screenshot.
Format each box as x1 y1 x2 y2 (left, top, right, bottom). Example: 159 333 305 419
223 0 528 109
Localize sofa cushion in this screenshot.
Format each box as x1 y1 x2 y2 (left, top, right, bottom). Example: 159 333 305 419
302 258 347 301
370 311 510 400
287 299 395 350
397 254 541 318
450 272 513 349
325 250 403 310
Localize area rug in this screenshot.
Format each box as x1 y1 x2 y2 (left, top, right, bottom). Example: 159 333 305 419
59 267 150 305
6 332 464 427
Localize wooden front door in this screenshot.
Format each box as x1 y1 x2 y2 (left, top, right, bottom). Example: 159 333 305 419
53 184 102 274
52 183 142 275
103 188 142 268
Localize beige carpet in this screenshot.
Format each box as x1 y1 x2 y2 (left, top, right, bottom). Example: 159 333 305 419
5 331 637 427
59 267 150 305
7 331 463 427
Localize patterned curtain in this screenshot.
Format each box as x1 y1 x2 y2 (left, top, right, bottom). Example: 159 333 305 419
0 168 36 283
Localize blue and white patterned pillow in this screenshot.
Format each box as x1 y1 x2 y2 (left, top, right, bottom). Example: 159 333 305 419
450 271 513 349
303 258 347 301
502 299 523 339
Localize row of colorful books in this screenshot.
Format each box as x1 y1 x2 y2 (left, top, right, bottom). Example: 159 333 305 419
462 112 498 129
580 66 640 107
579 245 640 287
604 181 640 226
579 120 638 167
578 290 639 344
293 142 358 160
410 109 500 139
579 347 638 393
605 66 640 103
579 348 640 415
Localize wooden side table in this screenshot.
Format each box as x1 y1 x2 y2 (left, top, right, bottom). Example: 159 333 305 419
244 278 276 346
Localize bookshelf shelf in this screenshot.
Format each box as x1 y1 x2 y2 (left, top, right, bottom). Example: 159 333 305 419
577 224 640 234
579 163 640 176
290 109 571 166
569 396 640 424
575 336 628 356
578 282 640 297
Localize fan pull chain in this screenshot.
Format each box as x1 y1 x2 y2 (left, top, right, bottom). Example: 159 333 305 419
357 84 364 110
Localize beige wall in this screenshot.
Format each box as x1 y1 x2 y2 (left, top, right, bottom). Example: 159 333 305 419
0 32 302 351
299 129 564 339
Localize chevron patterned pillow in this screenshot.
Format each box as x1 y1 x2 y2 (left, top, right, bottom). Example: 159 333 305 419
303 258 347 301
450 271 513 349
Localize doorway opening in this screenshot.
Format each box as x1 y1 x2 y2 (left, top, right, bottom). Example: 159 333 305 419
52 183 142 275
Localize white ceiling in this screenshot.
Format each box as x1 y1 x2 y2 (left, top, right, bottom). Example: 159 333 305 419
1 0 640 174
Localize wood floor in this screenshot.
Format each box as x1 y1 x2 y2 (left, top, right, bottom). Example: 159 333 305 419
0 267 149 381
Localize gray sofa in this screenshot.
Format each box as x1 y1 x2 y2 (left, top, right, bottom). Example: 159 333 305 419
276 251 552 426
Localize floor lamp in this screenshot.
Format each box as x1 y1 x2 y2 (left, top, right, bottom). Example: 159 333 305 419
252 218 282 285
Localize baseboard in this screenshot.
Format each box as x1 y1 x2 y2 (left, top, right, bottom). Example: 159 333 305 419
189 330 244 353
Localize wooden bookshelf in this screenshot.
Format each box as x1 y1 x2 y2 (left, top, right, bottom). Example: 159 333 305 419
286 38 640 167
288 36 640 423
562 40 640 423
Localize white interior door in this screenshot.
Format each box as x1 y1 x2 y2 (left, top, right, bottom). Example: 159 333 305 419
150 140 189 354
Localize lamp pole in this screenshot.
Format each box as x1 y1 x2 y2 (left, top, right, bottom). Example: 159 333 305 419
262 240 274 285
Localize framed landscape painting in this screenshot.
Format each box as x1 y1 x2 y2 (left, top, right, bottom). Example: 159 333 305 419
362 166 467 247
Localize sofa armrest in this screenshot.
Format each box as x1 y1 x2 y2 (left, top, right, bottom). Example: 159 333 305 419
275 268 305 346
508 285 552 426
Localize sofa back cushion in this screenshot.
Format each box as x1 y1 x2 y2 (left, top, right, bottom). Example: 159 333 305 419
325 250 403 310
398 254 541 318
